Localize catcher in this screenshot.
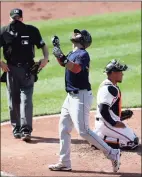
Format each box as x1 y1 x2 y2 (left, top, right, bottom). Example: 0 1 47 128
94 59 139 150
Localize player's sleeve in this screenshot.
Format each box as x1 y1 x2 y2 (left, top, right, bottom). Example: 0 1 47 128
75 52 90 70
99 104 117 126
98 86 118 126
98 85 118 106
31 26 45 49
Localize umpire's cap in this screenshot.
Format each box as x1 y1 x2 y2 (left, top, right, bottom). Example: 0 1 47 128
71 29 92 49
104 59 128 73
10 8 23 19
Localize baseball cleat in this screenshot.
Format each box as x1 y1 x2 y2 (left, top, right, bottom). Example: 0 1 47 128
13 127 21 139
21 130 31 142
111 149 121 172
21 133 31 142
48 163 72 171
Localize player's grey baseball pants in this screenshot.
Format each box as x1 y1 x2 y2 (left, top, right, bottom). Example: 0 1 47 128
6 64 34 132
59 90 112 167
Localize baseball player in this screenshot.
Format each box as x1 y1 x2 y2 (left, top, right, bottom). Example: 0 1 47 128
94 59 139 150
48 29 121 172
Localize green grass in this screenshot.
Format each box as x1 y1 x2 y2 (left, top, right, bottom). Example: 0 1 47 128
1 10 141 122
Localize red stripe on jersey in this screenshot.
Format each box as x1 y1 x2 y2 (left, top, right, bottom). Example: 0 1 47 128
66 61 81 73
118 91 122 117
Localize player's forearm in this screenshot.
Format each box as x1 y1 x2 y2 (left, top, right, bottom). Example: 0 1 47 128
41 44 49 60
99 104 117 126
57 56 81 73
56 58 65 67
65 61 81 73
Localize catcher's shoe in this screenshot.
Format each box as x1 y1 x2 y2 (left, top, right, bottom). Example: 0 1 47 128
48 163 72 171
110 149 121 173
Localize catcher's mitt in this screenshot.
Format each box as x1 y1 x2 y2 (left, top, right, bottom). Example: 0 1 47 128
121 109 133 121
30 61 41 75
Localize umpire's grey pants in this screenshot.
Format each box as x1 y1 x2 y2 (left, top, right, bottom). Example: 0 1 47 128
6 65 34 132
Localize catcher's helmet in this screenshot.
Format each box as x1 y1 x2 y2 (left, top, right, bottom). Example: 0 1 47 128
104 59 128 73
70 29 92 49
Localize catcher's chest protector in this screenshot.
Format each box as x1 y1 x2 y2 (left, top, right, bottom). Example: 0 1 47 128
99 80 122 117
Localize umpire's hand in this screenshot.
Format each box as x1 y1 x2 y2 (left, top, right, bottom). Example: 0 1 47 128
0 61 10 72
39 58 49 70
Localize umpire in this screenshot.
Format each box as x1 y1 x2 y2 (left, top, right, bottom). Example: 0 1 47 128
0 8 49 141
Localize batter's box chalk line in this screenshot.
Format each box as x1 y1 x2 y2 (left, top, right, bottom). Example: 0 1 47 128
1 171 17 177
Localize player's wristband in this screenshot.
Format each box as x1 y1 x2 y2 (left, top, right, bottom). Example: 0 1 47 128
60 55 69 65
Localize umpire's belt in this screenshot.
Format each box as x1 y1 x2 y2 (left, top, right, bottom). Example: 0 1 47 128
8 62 32 67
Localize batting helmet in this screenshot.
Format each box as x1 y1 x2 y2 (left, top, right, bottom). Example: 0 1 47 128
104 59 128 73
70 29 92 49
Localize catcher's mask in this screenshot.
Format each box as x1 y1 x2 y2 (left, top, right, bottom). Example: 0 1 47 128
70 29 92 49
104 59 128 74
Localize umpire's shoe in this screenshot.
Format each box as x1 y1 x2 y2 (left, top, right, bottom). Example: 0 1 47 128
21 128 31 142
48 163 72 171
13 126 21 139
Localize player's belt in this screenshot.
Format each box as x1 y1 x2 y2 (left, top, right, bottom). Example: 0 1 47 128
69 90 79 94
68 89 91 95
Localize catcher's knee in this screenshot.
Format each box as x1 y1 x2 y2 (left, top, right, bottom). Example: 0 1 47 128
104 136 139 150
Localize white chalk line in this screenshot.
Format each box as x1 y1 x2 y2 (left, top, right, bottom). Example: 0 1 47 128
1 171 17 177
1 108 141 126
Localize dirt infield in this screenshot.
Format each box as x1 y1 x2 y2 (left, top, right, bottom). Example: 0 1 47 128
1 110 141 176
1 2 141 176
1 2 141 25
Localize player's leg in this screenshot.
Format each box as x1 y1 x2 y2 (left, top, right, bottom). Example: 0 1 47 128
101 122 139 149
69 90 120 165
48 95 73 171
69 90 121 172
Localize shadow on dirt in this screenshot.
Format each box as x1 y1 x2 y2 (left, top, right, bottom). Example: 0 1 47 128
121 144 142 156
30 136 89 144
29 136 142 156
72 170 142 177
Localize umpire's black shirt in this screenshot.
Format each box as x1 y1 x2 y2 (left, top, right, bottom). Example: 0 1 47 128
0 20 45 64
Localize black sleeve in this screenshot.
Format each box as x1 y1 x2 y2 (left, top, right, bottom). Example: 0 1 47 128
32 26 45 49
99 103 117 126
108 85 118 97
0 26 6 48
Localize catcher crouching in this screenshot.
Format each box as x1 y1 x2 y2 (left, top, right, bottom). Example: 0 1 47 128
93 59 139 150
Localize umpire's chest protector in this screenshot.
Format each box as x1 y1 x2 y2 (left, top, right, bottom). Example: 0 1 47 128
4 22 34 61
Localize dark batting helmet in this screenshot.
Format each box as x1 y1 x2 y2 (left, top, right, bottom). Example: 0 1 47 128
104 59 128 73
70 29 92 49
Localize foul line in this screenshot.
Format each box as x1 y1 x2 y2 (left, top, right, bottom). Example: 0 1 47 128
1 108 141 126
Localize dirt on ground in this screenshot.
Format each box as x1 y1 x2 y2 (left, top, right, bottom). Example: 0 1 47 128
1 2 141 177
1 110 141 176
1 2 141 25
